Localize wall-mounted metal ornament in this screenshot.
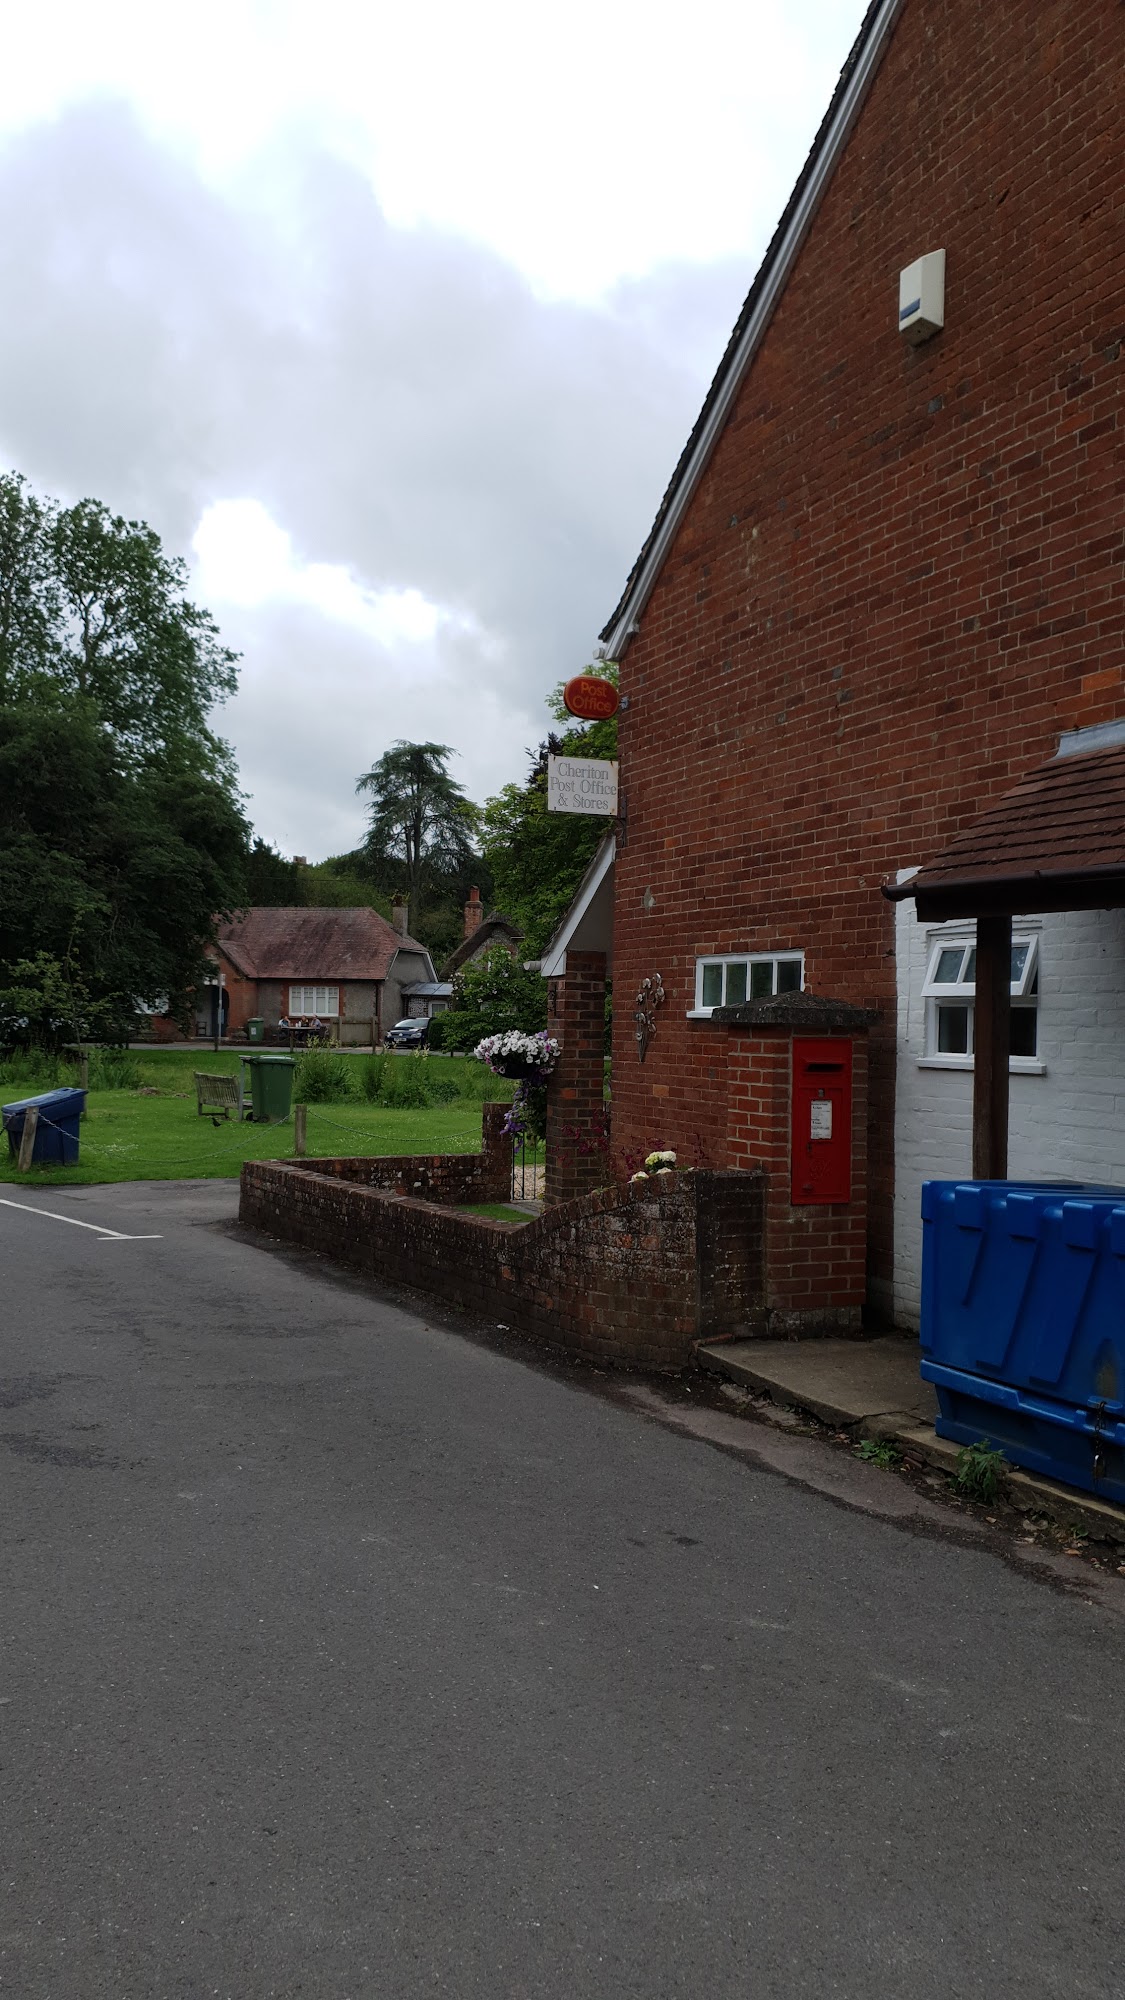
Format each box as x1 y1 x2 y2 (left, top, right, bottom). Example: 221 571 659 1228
634 973 665 1063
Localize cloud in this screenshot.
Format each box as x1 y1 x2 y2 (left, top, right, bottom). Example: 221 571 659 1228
0 3 871 300
1 98 752 852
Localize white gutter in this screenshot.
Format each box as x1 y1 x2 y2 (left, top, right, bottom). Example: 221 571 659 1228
602 0 907 662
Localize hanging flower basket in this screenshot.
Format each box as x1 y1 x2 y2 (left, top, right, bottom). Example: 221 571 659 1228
473 1030 560 1081
488 1055 547 1079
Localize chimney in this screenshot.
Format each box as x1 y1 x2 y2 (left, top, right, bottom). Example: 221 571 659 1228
392 896 409 938
464 886 483 940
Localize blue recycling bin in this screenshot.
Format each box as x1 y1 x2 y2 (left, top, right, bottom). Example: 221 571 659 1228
2 1087 87 1166
920 1179 1125 1502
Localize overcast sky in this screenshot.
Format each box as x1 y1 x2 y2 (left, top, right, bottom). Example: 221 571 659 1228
0 0 867 859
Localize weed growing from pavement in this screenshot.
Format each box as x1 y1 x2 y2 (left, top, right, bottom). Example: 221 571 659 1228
854 1438 901 1470
954 1439 1007 1503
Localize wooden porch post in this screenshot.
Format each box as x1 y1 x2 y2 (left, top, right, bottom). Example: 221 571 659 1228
972 911 1011 1180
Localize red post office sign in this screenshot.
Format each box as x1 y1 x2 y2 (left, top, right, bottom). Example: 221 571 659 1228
562 674 620 721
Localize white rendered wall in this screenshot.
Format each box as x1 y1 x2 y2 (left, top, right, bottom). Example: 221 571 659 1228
892 897 1125 1329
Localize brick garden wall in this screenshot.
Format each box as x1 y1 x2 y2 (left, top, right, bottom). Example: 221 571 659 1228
239 1152 765 1371
297 1101 513 1205
608 0 1125 1321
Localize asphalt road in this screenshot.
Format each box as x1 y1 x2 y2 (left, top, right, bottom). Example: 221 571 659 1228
2 1180 1124 1999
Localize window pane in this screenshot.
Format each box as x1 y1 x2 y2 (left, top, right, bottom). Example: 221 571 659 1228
776 959 801 993
1010 1008 1037 1058
934 947 965 984
936 1004 970 1054
724 962 747 1006
701 963 722 1008
1010 943 1029 986
962 948 976 984
750 961 774 999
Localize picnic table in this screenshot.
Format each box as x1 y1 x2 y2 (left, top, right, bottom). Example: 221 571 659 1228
271 1025 331 1049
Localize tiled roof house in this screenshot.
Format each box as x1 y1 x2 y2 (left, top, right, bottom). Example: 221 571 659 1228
196 906 437 1045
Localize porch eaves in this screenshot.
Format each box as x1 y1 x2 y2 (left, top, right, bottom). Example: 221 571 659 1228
599 0 906 661
540 835 616 979
884 743 1125 921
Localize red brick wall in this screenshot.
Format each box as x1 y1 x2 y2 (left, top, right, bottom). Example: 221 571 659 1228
728 1029 869 1334
239 1156 766 1371
222 963 257 1037
611 0 1125 1316
295 1102 513 1204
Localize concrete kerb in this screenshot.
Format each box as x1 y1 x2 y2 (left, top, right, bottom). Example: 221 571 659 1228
698 1336 1125 1547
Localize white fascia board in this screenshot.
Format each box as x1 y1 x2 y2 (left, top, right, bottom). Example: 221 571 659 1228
602 0 906 663
540 835 616 979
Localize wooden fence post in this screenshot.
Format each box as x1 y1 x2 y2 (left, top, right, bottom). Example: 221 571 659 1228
972 911 1011 1181
17 1106 39 1173
294 1103 307 1158
79 1054 89 1119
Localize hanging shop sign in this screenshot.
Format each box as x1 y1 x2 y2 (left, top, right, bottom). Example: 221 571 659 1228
562 674 620 721
547 755 619 815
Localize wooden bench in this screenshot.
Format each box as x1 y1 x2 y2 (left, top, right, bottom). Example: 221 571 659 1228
194 1071 241 1123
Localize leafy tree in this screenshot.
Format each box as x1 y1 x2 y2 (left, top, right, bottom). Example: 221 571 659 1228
0 475 56 690
0 951 94 1050
246 838 306 906
0 470 248 1038
356 740 479 934
0 471 237 774
480 667 618 956
0 697 249 1041
295 851 390 916
429 943 546 1051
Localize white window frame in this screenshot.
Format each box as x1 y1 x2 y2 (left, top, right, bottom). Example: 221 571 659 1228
918 926 1043 1073
689 951 805 1018
288 984 340 1018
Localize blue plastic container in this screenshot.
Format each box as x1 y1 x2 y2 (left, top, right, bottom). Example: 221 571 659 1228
2 1087 86 1166
920 1179 1125 1503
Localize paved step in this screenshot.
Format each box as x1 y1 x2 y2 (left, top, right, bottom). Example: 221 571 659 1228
697 1334 936 1428
698 1335 1125 1546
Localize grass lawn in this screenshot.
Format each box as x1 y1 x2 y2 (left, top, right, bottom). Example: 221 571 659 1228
457 1202 534 1225
0 1048 506 1188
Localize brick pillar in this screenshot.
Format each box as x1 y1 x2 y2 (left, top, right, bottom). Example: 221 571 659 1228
726 1016 871 1337
545 950 608 1206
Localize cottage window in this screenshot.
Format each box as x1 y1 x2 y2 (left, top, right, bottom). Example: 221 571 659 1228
920 933 1040 1067
288 984 340 1017
691 952 804 1016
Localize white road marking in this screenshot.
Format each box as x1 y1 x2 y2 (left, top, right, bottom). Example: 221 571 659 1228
0 1196 161 1241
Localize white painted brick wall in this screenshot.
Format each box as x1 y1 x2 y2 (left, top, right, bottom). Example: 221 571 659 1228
893 896 1125 1328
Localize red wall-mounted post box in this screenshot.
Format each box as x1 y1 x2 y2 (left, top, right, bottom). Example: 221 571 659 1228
791 1037 852 1205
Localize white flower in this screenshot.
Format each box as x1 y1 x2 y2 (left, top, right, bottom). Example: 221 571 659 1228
630 1170 649 1183
472 1028 560 1073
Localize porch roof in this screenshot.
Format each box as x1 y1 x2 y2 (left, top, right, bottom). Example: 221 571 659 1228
884 739 1125 921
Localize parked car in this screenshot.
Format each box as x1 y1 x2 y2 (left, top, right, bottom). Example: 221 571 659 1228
384 1017 430 1049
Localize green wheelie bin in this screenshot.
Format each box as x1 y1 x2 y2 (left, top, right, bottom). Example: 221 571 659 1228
244 1053 295 1123
246 1017 265 1044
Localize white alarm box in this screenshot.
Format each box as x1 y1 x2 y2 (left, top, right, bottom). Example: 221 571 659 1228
898 249 945 345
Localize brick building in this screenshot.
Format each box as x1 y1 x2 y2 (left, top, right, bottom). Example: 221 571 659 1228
198 906 436 1045
548 0 1124 1326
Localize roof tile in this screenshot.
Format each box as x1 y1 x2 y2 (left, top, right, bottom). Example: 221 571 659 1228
216 907 430 982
